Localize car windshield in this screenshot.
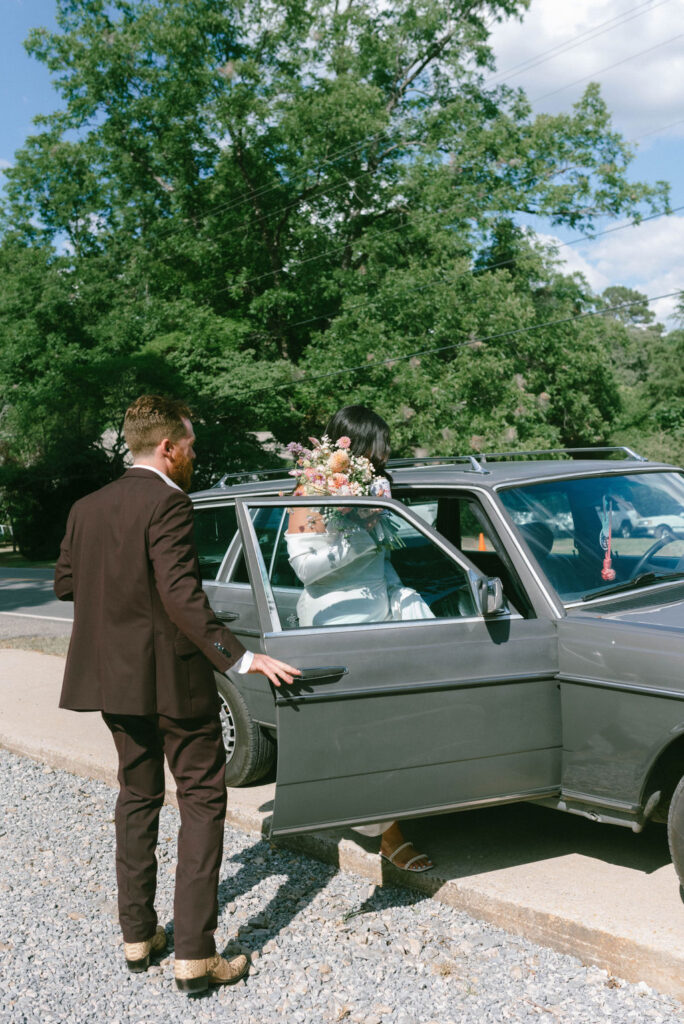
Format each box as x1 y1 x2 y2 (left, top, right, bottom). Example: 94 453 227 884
499 471 684 602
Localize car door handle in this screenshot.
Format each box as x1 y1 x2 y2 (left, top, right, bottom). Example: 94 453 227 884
216 611 239 622
296 666 348 683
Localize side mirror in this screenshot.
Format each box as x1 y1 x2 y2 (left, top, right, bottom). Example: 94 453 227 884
470 573 506 617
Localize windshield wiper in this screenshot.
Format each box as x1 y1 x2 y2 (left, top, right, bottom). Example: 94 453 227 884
582 571 684 602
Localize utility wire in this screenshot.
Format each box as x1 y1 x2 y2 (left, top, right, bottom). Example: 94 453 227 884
205 4 676 230
212 105 684 296
254 289 681 394
532 32 684 103
246 203 683 335
634 116 684 141
99 10 678 257
489 0 672 82
150 102 680 273
127 7 677 249
220 180 683 299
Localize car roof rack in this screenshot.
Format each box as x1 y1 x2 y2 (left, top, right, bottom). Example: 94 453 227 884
387 455 490 474
212 468 290 488
388 446 648 474
212 446 648 487
477 446 648 464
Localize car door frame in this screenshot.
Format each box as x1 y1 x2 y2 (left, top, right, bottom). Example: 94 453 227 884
235 494 562 836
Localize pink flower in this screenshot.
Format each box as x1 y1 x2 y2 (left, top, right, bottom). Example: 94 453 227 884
330 473 350 490
337 436 351 449
329 450 350 473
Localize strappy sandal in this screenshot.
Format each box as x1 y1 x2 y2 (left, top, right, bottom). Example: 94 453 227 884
380 840 434 873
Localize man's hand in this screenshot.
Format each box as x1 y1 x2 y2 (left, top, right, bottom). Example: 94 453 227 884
248 653 301 688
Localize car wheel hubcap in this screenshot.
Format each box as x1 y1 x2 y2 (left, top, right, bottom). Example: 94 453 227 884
220 703 237 763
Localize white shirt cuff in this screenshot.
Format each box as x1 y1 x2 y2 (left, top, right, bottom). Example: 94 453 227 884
232 650 254 674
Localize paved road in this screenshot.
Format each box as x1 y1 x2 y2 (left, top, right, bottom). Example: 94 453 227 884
0 568 71 623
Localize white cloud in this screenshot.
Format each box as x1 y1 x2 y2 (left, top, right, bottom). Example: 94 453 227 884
0 159 12 169
540 214 684 323
488 0 684 140
537 233 610 292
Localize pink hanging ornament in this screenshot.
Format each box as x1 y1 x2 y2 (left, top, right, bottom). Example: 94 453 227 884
601 505 616 581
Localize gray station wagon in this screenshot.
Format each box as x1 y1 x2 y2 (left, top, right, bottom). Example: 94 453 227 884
191 447 684 891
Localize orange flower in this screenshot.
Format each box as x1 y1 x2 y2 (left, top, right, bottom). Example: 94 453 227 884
329 450 351 473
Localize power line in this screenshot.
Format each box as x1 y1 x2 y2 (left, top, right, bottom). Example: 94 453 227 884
489 0 672 83
634 116 684 141
210 102 684 297
205 4 675 231
131 9 674 252
209 3 673 231
220 179 683 300
566 203 684 244
255 288 681 394
246 203 682 335
532 32 684 103
116 16 680 258
197 7 678 234
200 131 390 222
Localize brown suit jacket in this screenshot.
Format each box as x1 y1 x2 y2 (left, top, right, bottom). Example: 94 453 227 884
55 467 246 717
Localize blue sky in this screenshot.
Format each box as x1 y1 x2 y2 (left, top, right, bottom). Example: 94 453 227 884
2 0 683 324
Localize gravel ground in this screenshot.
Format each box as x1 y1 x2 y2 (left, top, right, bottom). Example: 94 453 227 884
1 750 682 1024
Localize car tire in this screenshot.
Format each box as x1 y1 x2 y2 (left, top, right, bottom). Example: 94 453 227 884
217 676 276 787
667 774 684 893
619 521 632 538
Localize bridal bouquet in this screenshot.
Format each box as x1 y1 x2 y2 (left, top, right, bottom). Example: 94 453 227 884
286 435 403 549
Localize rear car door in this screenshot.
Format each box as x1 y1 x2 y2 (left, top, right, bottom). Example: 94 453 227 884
235 494 561 837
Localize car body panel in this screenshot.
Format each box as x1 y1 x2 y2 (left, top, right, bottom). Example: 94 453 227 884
558 590 684 814
264 623 560 836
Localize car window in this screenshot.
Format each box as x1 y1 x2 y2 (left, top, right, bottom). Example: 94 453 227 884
231 505 285 584
193 504 238 581
499 471 684 601
243 501 477 631
397 492 533 617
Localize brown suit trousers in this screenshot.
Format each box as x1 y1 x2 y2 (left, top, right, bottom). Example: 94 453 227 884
103 711 226 958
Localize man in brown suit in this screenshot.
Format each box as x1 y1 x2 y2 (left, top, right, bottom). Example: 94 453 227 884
55 395 298 993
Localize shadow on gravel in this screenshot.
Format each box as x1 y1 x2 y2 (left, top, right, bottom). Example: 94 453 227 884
213 832 433 973
217 838 335 956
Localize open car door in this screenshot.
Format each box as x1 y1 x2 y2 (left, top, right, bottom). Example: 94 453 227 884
235 494 560 837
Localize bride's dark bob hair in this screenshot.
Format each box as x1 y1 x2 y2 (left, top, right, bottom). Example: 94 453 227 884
325 405 391 474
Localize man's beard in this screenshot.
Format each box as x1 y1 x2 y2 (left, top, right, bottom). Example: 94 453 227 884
169 453 193 492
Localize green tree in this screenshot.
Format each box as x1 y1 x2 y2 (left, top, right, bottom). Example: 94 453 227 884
0 0 671 555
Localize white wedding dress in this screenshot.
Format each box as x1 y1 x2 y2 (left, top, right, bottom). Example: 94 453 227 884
285 526 434 628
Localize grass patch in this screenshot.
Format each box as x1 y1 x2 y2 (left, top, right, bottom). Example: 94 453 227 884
0 635 70 657
0 545 56 570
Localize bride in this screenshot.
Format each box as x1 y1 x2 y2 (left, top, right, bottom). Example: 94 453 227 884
285 404 434 873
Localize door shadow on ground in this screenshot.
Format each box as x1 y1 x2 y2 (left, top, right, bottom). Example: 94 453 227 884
256 795 673 893
399 800 672 878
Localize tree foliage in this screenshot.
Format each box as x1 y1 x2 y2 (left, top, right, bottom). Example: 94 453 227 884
0 0 675 552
